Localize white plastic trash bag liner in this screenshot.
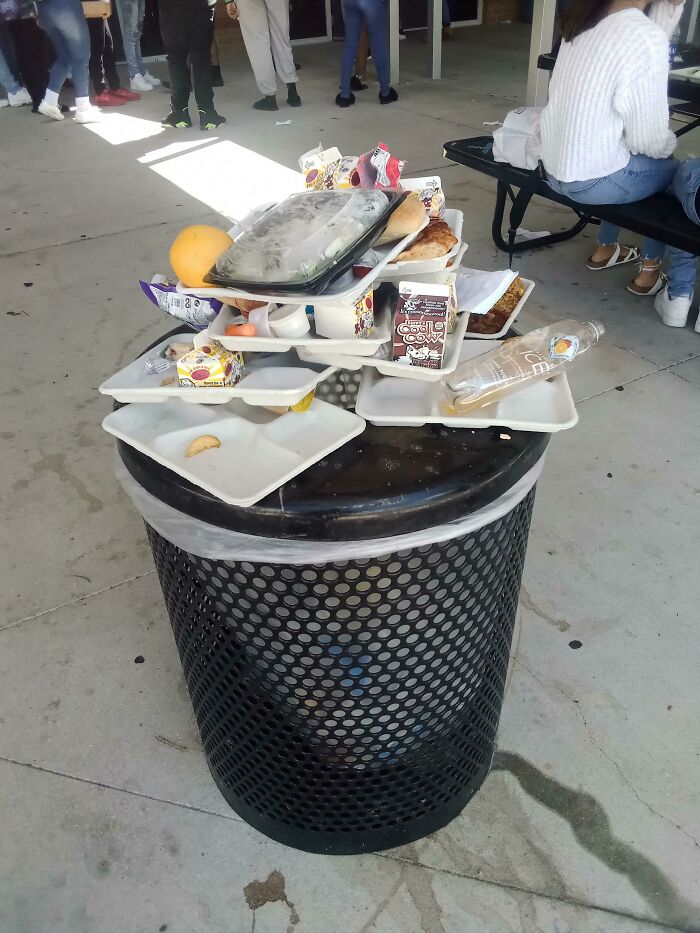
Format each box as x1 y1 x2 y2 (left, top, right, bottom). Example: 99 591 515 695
492 107 543 171
116 455 545 565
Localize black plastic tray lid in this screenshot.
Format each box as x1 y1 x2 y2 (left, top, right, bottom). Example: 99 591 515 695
204 189 407 295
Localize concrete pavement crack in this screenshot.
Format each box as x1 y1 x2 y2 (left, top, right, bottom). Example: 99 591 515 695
0 570 156 633
514 658 700 851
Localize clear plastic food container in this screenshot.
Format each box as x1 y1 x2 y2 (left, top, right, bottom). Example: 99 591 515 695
205 189 407 295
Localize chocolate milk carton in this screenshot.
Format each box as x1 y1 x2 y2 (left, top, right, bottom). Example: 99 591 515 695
393 281 450 369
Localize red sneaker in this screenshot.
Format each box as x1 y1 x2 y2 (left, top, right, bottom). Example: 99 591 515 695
110 87 141 102
93 90 125 107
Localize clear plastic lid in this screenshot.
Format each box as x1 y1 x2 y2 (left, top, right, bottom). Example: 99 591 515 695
209 189 398 292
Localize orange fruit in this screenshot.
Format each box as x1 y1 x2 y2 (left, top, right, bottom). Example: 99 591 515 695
169 225 234 288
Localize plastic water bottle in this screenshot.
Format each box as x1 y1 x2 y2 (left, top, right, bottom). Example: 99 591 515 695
442 319 604 415
670 24 681 67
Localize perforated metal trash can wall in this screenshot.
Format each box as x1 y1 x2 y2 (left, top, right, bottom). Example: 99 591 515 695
145 487 535 855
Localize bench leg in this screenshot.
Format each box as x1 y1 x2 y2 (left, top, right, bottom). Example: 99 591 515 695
490 180 593 255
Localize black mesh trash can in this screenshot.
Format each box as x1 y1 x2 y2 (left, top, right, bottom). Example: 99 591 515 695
116 330 549 856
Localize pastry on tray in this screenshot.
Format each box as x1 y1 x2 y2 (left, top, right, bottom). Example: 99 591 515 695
394 219 458 262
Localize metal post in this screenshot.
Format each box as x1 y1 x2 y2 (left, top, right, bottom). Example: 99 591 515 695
526 0 556 106
387 0 400 86
427 0 442 80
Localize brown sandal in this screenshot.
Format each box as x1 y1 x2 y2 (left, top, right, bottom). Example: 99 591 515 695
626 262 667 297
587 243 640 270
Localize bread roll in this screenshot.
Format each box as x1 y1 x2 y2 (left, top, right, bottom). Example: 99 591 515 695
374 196 426 246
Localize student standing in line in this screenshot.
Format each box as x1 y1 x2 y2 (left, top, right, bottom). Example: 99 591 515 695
87 16 141 105
160 0 225 129
226 0 300 111
36 0 101 122
336 0 397 108
114 0 161 91
0 38 31 105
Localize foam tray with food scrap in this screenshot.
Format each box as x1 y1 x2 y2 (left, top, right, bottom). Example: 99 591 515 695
103 398 366 507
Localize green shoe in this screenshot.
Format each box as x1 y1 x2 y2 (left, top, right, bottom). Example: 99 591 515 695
162 109 192 128
199 109 226 131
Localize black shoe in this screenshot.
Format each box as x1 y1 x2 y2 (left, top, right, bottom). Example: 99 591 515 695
335 92 356 108
199 109 226 130
162 108 192 128
350 75 368 91
379 87 398 105
162 80 171 89
211 65 224 88
286 83 302 107
253 94 278 111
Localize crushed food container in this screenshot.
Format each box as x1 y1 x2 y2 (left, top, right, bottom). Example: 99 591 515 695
205 189 408 295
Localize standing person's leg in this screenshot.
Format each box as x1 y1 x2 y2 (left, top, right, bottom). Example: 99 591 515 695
41 0 93 118
115 0 151 88
351 23 369 89
8 19 49 108
237 0 278 107
338 0 362 102
159 0 194 124
102 22 122 91
654 158 700 328
211 32 223 86
360 0 395 101
0 43 21 96
87 17 107 95
191 3 222 125
264 0 298 104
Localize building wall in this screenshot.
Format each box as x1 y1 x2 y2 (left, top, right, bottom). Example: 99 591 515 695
483 0 521 24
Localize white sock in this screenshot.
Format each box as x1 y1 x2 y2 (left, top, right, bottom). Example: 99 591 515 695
43 89 59 107
75 96 91 113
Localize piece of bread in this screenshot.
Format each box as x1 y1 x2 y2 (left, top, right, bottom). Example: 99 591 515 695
394 219 458 262
375 196 427 246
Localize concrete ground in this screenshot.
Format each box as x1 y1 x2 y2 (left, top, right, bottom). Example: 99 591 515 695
1 23 699 933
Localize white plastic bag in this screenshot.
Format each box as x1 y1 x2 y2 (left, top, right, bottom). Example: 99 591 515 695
492 107 543 170
116 455 544 565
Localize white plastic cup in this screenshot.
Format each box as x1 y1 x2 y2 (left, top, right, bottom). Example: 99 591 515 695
268 304 310 339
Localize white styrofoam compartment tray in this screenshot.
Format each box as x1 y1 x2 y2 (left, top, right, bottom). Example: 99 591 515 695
102 398 366 507
298 306 472 382
355 341 578 432
174 215 429 307
99 334 338 405
465 275 535 339
203 302 391 355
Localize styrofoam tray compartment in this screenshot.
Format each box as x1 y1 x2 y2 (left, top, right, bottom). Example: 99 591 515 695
377 209 465 278
376 242 468 286
102 398 366 507
99 334 338 406
355 341 578 432
466 275 535 339
298 306 472 382
174 216 429 308
204 302 391 355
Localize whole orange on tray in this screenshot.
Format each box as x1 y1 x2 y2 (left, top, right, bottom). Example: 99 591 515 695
170 225 234 289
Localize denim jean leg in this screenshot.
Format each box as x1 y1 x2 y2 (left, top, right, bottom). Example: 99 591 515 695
666 246 697 298
340 0 363 97
671 158 700 226
362 0 390 95
0 45 21 95
641 238 666 261
115 0 142 78
597 221 620 246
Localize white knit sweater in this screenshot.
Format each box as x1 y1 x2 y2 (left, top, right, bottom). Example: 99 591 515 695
541 3 684 183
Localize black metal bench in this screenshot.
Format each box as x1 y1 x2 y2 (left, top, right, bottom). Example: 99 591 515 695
443 136 700 261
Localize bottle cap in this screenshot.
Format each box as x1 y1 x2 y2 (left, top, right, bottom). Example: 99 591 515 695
588 320 605 340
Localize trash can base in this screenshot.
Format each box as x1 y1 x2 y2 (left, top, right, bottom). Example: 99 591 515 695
207 757 490 855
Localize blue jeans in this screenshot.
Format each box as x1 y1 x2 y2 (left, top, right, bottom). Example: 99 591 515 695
0 44 20 95
39 0 90 98
115 0 145 78
340 0 389 97
546 154 696 299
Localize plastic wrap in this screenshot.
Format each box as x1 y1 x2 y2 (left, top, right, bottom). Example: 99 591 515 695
116 455 544 565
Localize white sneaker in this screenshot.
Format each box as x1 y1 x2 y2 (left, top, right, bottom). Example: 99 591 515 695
38 100 64 121
74 105 102 124
654 286 693 328
0 99 8 108
143 71 161 87
130 73 153 92
8 87 32 107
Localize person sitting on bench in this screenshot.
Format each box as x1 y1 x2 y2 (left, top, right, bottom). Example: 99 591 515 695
540 0 692 310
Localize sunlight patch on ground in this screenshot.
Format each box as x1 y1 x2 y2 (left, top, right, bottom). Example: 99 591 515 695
83 113 165 146
138 138 221 164
147 139 302 221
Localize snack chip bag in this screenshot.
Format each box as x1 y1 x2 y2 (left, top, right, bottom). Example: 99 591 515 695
140 276 222 330
298 143 342 190
335 156 361 189
401 177 446 219
177 342 245 387
357 142 404 189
